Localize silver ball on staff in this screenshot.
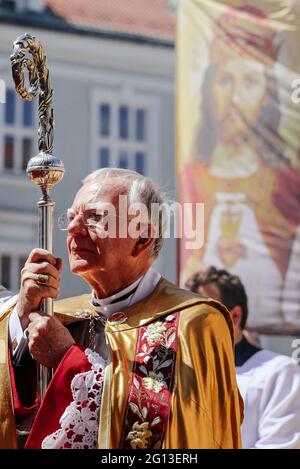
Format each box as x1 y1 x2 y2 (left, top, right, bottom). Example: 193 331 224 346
27 152 65 197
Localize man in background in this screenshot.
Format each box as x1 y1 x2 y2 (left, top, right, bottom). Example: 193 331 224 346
186 266 300 449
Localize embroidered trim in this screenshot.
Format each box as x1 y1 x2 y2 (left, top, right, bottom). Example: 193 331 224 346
42 348 106 449
120 313 179 449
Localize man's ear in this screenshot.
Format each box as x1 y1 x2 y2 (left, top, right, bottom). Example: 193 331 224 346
131 225 155 258
230 305 243 328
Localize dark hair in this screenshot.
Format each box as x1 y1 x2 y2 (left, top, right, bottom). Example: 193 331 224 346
185 266 249 329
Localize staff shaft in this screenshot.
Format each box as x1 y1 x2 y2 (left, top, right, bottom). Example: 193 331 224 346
37 199 55 403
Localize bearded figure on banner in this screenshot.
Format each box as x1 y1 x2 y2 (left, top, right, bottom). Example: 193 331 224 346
180 5 300 331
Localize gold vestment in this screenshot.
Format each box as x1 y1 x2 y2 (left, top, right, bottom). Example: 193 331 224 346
0 278 243 448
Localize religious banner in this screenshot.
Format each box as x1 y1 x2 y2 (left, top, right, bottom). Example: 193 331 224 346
177 0 300 332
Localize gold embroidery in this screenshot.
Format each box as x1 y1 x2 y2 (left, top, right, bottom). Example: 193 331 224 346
127 422 152 449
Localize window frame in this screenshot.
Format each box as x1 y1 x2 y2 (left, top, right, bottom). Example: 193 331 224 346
90 88 160 179
0 80 37 175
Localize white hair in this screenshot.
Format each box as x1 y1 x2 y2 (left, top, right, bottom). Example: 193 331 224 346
83 168 167 257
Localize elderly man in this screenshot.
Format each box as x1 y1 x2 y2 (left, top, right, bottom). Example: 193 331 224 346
186 266 300 449
0 169 242 449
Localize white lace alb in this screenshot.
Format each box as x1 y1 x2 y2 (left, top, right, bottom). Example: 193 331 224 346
42 348 106 449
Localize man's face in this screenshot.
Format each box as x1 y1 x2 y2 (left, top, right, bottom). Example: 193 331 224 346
212 59 267 144
66 177 136 281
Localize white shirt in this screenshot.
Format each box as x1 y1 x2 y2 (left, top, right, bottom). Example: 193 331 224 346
8 268 161 363
237 349 300 448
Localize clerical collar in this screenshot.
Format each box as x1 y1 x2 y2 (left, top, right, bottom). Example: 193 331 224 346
91 275 143 307
89 268 161 318
235 335 261 367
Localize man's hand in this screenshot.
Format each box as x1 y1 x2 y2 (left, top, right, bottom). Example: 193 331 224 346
17 248 62 330
28 312 75 368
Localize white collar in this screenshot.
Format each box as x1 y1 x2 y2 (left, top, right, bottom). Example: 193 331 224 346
91 275 142 307
89 267 161 318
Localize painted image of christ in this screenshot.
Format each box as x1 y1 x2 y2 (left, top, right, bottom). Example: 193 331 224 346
180 5 300 330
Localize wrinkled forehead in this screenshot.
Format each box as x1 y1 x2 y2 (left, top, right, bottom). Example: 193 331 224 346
72 176 130 210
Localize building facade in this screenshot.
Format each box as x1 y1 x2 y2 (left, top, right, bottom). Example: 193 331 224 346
0 0 177 296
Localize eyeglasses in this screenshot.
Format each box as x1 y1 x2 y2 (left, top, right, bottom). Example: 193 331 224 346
58 210 110 232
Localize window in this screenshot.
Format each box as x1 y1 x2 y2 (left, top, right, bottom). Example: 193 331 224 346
0 1 16 11
0 0 45 13
1 255 11 289
92 94 153 176
135 151 146 175
119 106 129 139
0 253 27 290
136 109 146 141
4 135 14 169
99 147 110 168
0 87 36 174
5 90 15 124
99 104 110 137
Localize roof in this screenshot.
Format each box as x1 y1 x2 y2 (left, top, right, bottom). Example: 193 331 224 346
0 1 175 47
44 0 175 42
